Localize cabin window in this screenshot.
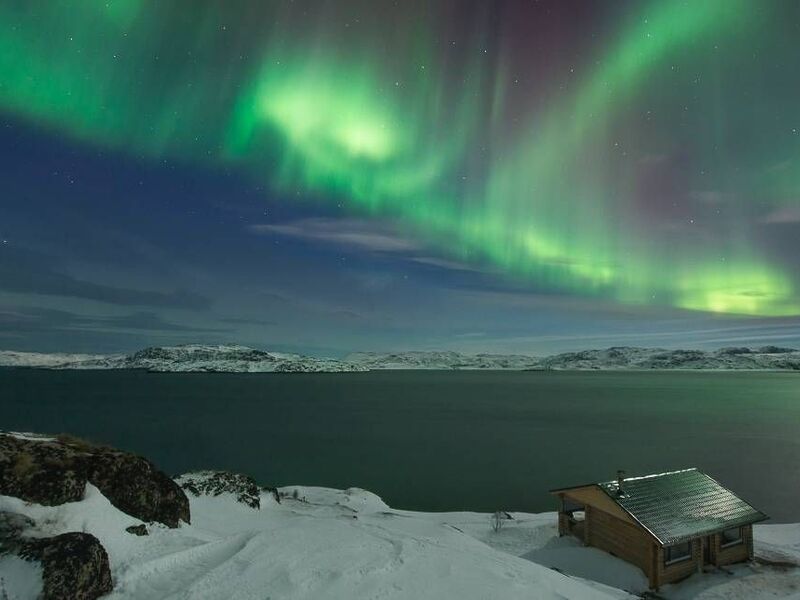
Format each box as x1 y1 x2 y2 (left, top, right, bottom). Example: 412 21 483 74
721 527 743 547
562 498 585 521
664 542 692 565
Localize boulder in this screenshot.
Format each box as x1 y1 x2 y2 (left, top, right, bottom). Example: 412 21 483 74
20 532 112 600
0 433 189 527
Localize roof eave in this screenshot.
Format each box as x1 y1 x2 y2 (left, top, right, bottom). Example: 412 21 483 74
658 512 770 546
549 483 600 494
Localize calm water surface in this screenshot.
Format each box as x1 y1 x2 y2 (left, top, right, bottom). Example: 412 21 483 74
1 369 799 521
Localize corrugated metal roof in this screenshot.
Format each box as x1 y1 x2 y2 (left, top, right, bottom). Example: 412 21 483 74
596 468 768 546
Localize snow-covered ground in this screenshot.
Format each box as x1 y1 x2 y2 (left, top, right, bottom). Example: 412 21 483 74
1 483 798 599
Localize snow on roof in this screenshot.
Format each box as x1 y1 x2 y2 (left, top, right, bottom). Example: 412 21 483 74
597 468 768 546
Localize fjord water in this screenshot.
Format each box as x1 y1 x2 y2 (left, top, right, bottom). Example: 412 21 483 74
2 369 798 521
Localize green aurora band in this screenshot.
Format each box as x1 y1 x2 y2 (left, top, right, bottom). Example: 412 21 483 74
1 0 798 316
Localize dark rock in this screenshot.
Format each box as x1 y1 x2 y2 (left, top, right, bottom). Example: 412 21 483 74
82 445 190 528
0 436 85 506
0 433 190 527
176 470 261 509
0 511 35 538
125 524 148 536
261 485 281 504
21 532 112 600
0 511 35 555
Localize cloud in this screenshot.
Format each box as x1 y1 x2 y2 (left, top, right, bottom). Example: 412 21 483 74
761 206 800 224
92 311 221 332
411 256 490 273
452 331 486 339
218 316 276 327
0 306 229 353
249 217 498 277
0 246 210 309
0 307 220 335
250 218 421 253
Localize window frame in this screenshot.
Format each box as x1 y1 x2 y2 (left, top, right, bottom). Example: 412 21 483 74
720 526 744 548
664 541 692 566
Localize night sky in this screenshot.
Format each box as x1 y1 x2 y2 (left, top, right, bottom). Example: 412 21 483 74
2 0 800 355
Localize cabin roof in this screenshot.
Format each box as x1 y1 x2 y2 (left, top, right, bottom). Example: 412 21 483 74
555 468 768 546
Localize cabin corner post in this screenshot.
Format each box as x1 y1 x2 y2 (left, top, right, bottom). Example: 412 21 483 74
647 541 658 589
583 505 591 545
557 493 567 537
710 533 721 567
696 538 703 573
653 545 664 590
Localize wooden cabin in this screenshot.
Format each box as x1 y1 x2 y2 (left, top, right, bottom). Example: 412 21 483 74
551 468 767 589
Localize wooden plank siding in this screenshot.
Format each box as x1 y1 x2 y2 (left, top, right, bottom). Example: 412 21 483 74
656 539 702 586
710 525 753 566
585 503 654 574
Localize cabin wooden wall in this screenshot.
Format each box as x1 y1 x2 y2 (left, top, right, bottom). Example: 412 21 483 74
584 504 654 575
556 489 658 585
557 511 570 537
554 488 755 590
654 539 702 587
708 525 753 566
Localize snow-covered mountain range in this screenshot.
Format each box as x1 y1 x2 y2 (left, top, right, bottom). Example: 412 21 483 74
0 344 365 373
1 344 799 372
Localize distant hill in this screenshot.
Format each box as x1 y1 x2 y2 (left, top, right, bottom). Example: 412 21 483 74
344 351 541 370
0 344 365 373
535 346 800 371
1 344 798 372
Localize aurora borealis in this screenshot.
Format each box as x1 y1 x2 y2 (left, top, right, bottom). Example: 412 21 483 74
2 0 800 352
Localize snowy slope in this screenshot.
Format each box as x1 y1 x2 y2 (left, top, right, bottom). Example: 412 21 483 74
0 484 630 600
2 482 799 599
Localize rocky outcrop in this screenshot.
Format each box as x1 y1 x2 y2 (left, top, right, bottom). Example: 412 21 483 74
125 524 148 536
0 433 189 527
0 511 35 555
20 532 112 600
176 470 262 509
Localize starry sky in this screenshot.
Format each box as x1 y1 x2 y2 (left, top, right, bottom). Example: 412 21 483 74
2 0 800 355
